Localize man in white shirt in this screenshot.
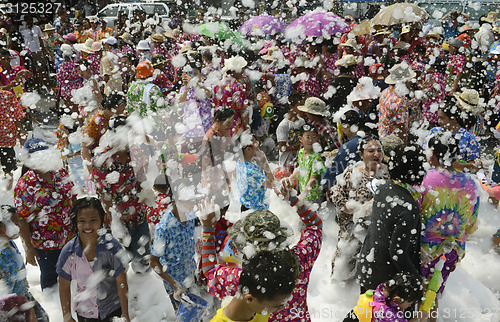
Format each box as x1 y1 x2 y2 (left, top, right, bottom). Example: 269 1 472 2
19 15 48 91
475 17 495 59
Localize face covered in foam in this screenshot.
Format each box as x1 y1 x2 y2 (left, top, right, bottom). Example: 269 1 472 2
21 147 64 173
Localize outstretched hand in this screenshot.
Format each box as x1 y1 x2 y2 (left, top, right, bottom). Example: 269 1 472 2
198 197 220 227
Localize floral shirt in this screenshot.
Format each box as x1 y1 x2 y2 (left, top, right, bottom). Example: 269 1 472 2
56 59 84 98
153 72 173 96
0 242 29 297
95 27 114 41
43 33 63 54
179 86 213 138
297 149 325 201
378 86 408 138
92 150 146 230
151 210 196 292
87 54 101 78
0 90 25 147
126 80 165 117
100 51 122 96
420 169 479 262
297 69 321 98
14 168 75 250
371 283 409 322
206 225 322 322
236 161 268 210
423 127 480 162
83 110 110 153
74 30 93 43
447 54 465 75
422 72 446 123
145 192 171 225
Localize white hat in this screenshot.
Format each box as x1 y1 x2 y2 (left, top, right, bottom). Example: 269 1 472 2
137 40 151 51
104 37 117 46
223 56 247 73
347 77 381 104
454 89 484 114
297 97 328 116
385 63 416 84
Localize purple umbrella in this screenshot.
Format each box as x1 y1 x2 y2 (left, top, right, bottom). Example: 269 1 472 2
284 11 350 42
239 15 286 36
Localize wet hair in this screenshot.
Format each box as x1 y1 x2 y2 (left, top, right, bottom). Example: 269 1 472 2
357 134 382 154
385 273 422 305
340 65 356 75
214 108 235 122
0 48 9 57
70 197 106 232
440 96 465 128
427 131 460 165
288 92 303 108
153 174 172 197
388 144 426 185
300 123 318 135
102 93 126 111
413 44 426 55
239 250 297 301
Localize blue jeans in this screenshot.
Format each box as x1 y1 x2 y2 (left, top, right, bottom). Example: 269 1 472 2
127 220 151 273
34 248 61 290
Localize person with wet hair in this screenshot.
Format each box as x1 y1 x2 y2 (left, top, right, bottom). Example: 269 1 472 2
357 144 426 292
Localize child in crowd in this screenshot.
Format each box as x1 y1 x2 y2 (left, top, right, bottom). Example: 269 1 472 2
150 178 198 313
145 174 173 229
211 250 297 321
0 205 48 321
56 115 85 193
285 124 325 203
344 273 422 322
276 92 305 171
237 131 277 211
57 197 130 322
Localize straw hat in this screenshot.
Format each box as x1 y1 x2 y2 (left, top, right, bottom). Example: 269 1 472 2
347 77 381 103
152 54 168 66
459 25 478 35
90 41 103 52
335 54 358 67
339 38 359 52
44 23 55 31
179 44 193 55
261 47 280 61
297 97 328 116
118 32 134 46
81 38 94 53
483 12 499 24
493 26 500 34
423 32 441 40
150 33 165 43
373 28 391 36
385 63 416 84
454 89 484 114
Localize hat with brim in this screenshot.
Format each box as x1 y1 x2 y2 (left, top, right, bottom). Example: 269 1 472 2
81 38 95 53
103 36 117 46
43 24 55 31
150 33 165 43
401 25 411 35
493 26 500 34
91 41 103 52
223 56 248 74
335 54 358 67
453 89 484 114
374 28 391 36
118 32 134 46
227 209 293 253
447 38 463 48
137 40 151 51
423 32 441 40
385 63 416 84
339 38 360 52
152 54 168 66
483 12 499 24
459 25 479 35
261 47 280 61
297 97 328 116
63 33 77 42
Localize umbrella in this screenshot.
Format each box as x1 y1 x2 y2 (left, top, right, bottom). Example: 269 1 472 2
239 15 286 36
351 20 374 36
372 3 429 26
284 11 350 43
199 22 235 40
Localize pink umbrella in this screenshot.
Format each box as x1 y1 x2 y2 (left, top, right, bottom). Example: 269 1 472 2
239 15 286 36
284 11 350 42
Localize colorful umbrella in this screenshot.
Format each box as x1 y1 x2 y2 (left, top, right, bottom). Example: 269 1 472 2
372 3 429 26
239 15 286 36
284 11 350 43
199 22 234 39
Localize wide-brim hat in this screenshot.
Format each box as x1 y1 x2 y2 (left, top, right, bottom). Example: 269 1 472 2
385 63 416 84
373 28 391 36
118 32 134 46
90 41 103 52
459 25 479 35
339 38 359 52
483 12 499 24
227 209 293 253
423 32 441 40
44 23 55 31
150 33 165 43
81 38 95 53
152 54 168 66
393 41 410 51
453 89 484 114
335 54 358 67
297 97 328 116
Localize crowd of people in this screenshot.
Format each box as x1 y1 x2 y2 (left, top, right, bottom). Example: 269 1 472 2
1 4 500 322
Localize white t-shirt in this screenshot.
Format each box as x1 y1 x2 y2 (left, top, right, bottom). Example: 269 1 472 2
20 25 43 53
276 116 304 167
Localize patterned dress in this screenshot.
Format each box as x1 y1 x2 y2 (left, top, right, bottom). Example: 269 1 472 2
56 59 84 98
422 71 446 123
236 161 268 210
378 86 409 138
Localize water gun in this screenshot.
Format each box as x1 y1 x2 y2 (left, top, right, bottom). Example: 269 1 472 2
354 290 374 322
420 254 446 312
258 91 273 136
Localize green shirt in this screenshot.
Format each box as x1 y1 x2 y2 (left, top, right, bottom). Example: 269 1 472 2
297 148 325 201
126 80 165 117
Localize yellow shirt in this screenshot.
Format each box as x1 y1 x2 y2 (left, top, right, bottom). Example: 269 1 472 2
210 307 269 322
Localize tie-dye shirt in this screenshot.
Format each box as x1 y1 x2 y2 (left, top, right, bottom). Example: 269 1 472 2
420 169 479 262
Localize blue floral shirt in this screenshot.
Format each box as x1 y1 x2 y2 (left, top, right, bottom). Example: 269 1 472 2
423 127 480 162
0 241 29 297
237 161 268 210
151 210 196 292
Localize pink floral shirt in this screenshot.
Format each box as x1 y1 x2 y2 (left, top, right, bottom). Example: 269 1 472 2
422 72 446 123
378 86 409 137
448 54 465 74
14 168 75 250
56 59 83 98
207 226 322 321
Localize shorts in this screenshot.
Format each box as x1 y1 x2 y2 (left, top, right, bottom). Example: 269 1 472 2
421 249 459 295
0 147 17 173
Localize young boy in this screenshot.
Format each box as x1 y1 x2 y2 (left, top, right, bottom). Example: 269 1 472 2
276 92 305 170
211 250 297 321
236 131 276 211
285 124 325 203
